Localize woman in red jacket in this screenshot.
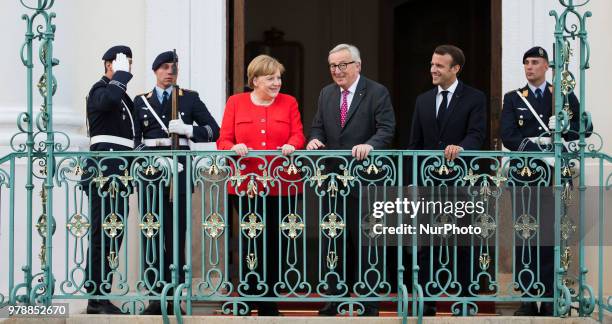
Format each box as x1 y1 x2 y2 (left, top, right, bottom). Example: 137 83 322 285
217 54 305 315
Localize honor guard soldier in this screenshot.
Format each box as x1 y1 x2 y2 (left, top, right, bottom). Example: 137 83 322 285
84 45 135 314
501 46 593 316
501 46 589 154
134 51 219 315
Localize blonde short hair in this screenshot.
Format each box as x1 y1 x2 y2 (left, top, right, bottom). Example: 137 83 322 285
247 54 285 89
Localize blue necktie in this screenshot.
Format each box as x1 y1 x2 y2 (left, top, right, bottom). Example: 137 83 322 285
161 91 169 106
535 88 544 107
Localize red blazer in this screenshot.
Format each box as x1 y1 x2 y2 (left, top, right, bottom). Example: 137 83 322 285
217 92 305 196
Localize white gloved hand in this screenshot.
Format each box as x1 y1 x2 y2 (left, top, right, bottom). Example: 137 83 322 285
169 119 194 138
154 157 184 173
548 116 556 131
112 53 130 73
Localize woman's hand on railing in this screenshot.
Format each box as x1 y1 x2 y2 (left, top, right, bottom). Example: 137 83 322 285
280 144 295 156
231 143 249 157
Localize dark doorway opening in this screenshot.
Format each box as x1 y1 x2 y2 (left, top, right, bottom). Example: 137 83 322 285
392 0 496 149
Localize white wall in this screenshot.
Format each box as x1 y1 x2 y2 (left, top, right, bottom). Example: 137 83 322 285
0 0 226 313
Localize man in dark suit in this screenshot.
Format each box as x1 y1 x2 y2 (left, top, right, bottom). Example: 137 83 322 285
133 51 219 315
409 45 486 157
307 44 395 316
307 44 395 157
408 45 487 316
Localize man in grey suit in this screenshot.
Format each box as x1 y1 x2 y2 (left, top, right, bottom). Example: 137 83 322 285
307 44 395 157
308 44 395 316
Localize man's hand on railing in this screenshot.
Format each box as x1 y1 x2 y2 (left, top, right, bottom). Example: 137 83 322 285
444 145 463 161
352 144 373 161
280 144 295 156
231 143 249 156
306 139 325 150
154 156 184 173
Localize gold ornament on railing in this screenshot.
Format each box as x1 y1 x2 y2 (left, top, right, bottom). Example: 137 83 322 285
326 251 338 270
560 216 577 241
286 162 298 175
514 214 539 240
230 171 247 187
102 213 124 238
246 179 258 198
66 213 90 238
366 163 379 175
321 213 345 238
139 213 160 238
279 213 304 239
107 251 119 270
73 164 83 176
93 175 109 188
256 170 273 188
561 246 572 272
311 169 329 187
437 164 450 175
118 169 133 187
203 212 225 239
144 164 157 176
520 166 533 177
208 164 219 176
327 180 338 197
479 253 491 271
337 169 354 187
240 213 264 239
246 253 258 271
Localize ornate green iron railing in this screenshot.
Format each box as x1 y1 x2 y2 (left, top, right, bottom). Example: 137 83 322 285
0 0 609 324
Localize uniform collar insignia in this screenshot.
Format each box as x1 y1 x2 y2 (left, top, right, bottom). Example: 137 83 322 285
521 89 529 98
179 88 184 96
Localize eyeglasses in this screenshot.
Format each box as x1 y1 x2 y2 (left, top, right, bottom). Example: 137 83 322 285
329 61 356 72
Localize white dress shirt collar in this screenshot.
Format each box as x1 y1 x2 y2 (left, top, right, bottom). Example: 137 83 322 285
341 74 360 95
528 81 547 95
437 78 459 95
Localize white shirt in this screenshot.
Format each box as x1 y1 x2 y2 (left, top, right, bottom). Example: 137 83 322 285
435 78 459 116
339 74 360 112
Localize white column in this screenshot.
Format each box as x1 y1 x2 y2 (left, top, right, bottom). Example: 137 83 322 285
143 0 226 126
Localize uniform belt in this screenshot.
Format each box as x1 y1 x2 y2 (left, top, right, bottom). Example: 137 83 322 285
90 135 134 148
528 136 552 145
143 138 189 147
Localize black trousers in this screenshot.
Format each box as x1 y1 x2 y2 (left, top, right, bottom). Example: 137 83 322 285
510 159 556 298
320 190 381 312
142 190 187 295
84 158 130 296
228 194 283 313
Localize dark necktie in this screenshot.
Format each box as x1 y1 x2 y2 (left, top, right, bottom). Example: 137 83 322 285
535 88 544 107
437 90 449 128
161 91 169 106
